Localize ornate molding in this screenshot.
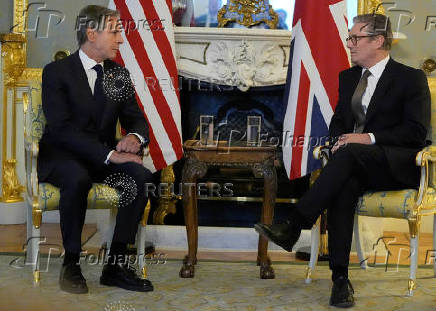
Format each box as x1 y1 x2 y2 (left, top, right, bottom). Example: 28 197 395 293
358 0 385 15
209 40 284 91
154 165 180 225
13 0 27 34
18 68 42 84
0 33 26 85
175 27 291 91
1 159 24 202
218 0 278 29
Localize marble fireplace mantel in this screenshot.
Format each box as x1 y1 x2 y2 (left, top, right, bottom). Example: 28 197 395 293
174 27 292 91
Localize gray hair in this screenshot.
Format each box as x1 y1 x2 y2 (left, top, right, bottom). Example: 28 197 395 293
353 14 393 50
76 5 120 46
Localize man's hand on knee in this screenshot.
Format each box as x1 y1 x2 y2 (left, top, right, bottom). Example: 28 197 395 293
332 133 371 153
116 135 142 154
109 151 143 165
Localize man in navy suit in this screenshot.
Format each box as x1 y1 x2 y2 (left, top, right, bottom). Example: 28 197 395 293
256 14 430 307
39 5 153 294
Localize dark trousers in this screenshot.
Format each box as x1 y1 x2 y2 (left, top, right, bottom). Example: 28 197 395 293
40 158 152 255
295 143 417 277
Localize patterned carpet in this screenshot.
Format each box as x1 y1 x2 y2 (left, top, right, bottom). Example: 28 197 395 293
0 255 435 311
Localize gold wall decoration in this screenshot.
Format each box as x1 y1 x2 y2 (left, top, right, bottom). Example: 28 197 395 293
358 0 385 15
18 68 42 85
0 34 26 85
13 0 28 34
218 0 278 29
1 33 27 202
2 159 25 202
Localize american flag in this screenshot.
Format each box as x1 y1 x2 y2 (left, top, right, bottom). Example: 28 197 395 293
282 0 350 179
109 0 183 172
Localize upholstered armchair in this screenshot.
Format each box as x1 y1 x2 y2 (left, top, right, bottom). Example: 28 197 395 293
305 77 436 296
23 80 151 284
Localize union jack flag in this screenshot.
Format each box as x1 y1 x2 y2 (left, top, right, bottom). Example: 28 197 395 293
109 0 183 172
282 0 350 180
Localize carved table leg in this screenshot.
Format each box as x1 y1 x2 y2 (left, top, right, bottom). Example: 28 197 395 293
255 161 277 279
179 158 208 278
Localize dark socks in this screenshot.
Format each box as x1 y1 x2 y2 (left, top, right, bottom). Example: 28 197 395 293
63 251 80 266
332 267 348 282
289 208 313 230
108 242 128 265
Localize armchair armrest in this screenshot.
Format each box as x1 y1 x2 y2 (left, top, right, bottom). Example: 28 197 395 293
313 145 330 167
24 141 39 204
414 145 436 214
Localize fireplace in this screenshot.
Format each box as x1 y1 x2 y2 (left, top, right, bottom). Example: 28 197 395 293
159 27 309 227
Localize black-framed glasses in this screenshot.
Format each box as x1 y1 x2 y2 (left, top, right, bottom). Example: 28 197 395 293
346 34 378 45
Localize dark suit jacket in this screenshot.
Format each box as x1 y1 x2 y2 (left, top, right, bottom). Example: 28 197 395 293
329 58 431 186
38 51 149 180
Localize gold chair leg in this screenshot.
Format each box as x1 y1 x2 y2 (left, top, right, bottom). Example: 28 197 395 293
32 205 42 285
138 199 152 279
32 205 42 229
408 279 416 295
153 165 179 224
407 216 421 296
305 267 312 280
33 270 40 286
141 266 147 279
141 199 151 227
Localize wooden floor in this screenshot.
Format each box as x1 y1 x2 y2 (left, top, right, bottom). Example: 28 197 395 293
0 224 434 266
0 223 97 254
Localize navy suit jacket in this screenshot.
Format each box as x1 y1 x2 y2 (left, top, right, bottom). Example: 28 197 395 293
38 51 149 180
329 58 431 186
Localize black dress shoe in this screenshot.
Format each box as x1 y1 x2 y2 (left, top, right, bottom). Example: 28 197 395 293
59 264 88 294
329 276 355 308
100 263 154 292
254 221 302 252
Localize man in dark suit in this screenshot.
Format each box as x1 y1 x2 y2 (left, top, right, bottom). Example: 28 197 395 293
38 5 154 294
256 14 430 308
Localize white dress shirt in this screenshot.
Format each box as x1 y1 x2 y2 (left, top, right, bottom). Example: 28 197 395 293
78 49 145 164
359 55 390 144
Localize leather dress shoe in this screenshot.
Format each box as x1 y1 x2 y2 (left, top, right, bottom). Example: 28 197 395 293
59 264 88 294
329 276 355 308
100 263 154 292
254 221 301 252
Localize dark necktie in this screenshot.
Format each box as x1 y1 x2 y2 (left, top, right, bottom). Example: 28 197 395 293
92 64 105 126
351 69 371 133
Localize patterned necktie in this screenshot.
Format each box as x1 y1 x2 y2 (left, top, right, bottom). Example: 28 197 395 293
351 69 371 133
92 64 105 126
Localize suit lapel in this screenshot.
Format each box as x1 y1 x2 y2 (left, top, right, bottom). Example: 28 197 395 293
99 60 116 129
71 51 95 102
365 58 395 124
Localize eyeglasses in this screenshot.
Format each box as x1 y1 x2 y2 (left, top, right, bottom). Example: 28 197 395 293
346 34 378 45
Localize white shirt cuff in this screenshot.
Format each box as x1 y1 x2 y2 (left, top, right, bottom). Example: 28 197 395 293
104 150 115 165
368 133 376 144
127 133 145 145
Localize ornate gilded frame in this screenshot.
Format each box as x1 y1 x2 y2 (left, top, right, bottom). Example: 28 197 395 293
358 0 385 15
217 0 279 29
1 0 43 202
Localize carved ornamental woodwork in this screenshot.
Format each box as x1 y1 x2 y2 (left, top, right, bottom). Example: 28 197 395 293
175 27 291 91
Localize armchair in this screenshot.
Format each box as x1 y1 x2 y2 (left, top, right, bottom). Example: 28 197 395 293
305 77 436 296
23 79 151 285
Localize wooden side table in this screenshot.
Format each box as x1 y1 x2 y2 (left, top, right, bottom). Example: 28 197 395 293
179 140 277 279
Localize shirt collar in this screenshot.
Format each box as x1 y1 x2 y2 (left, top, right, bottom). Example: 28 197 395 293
79 49 104 71
363 55 390 79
